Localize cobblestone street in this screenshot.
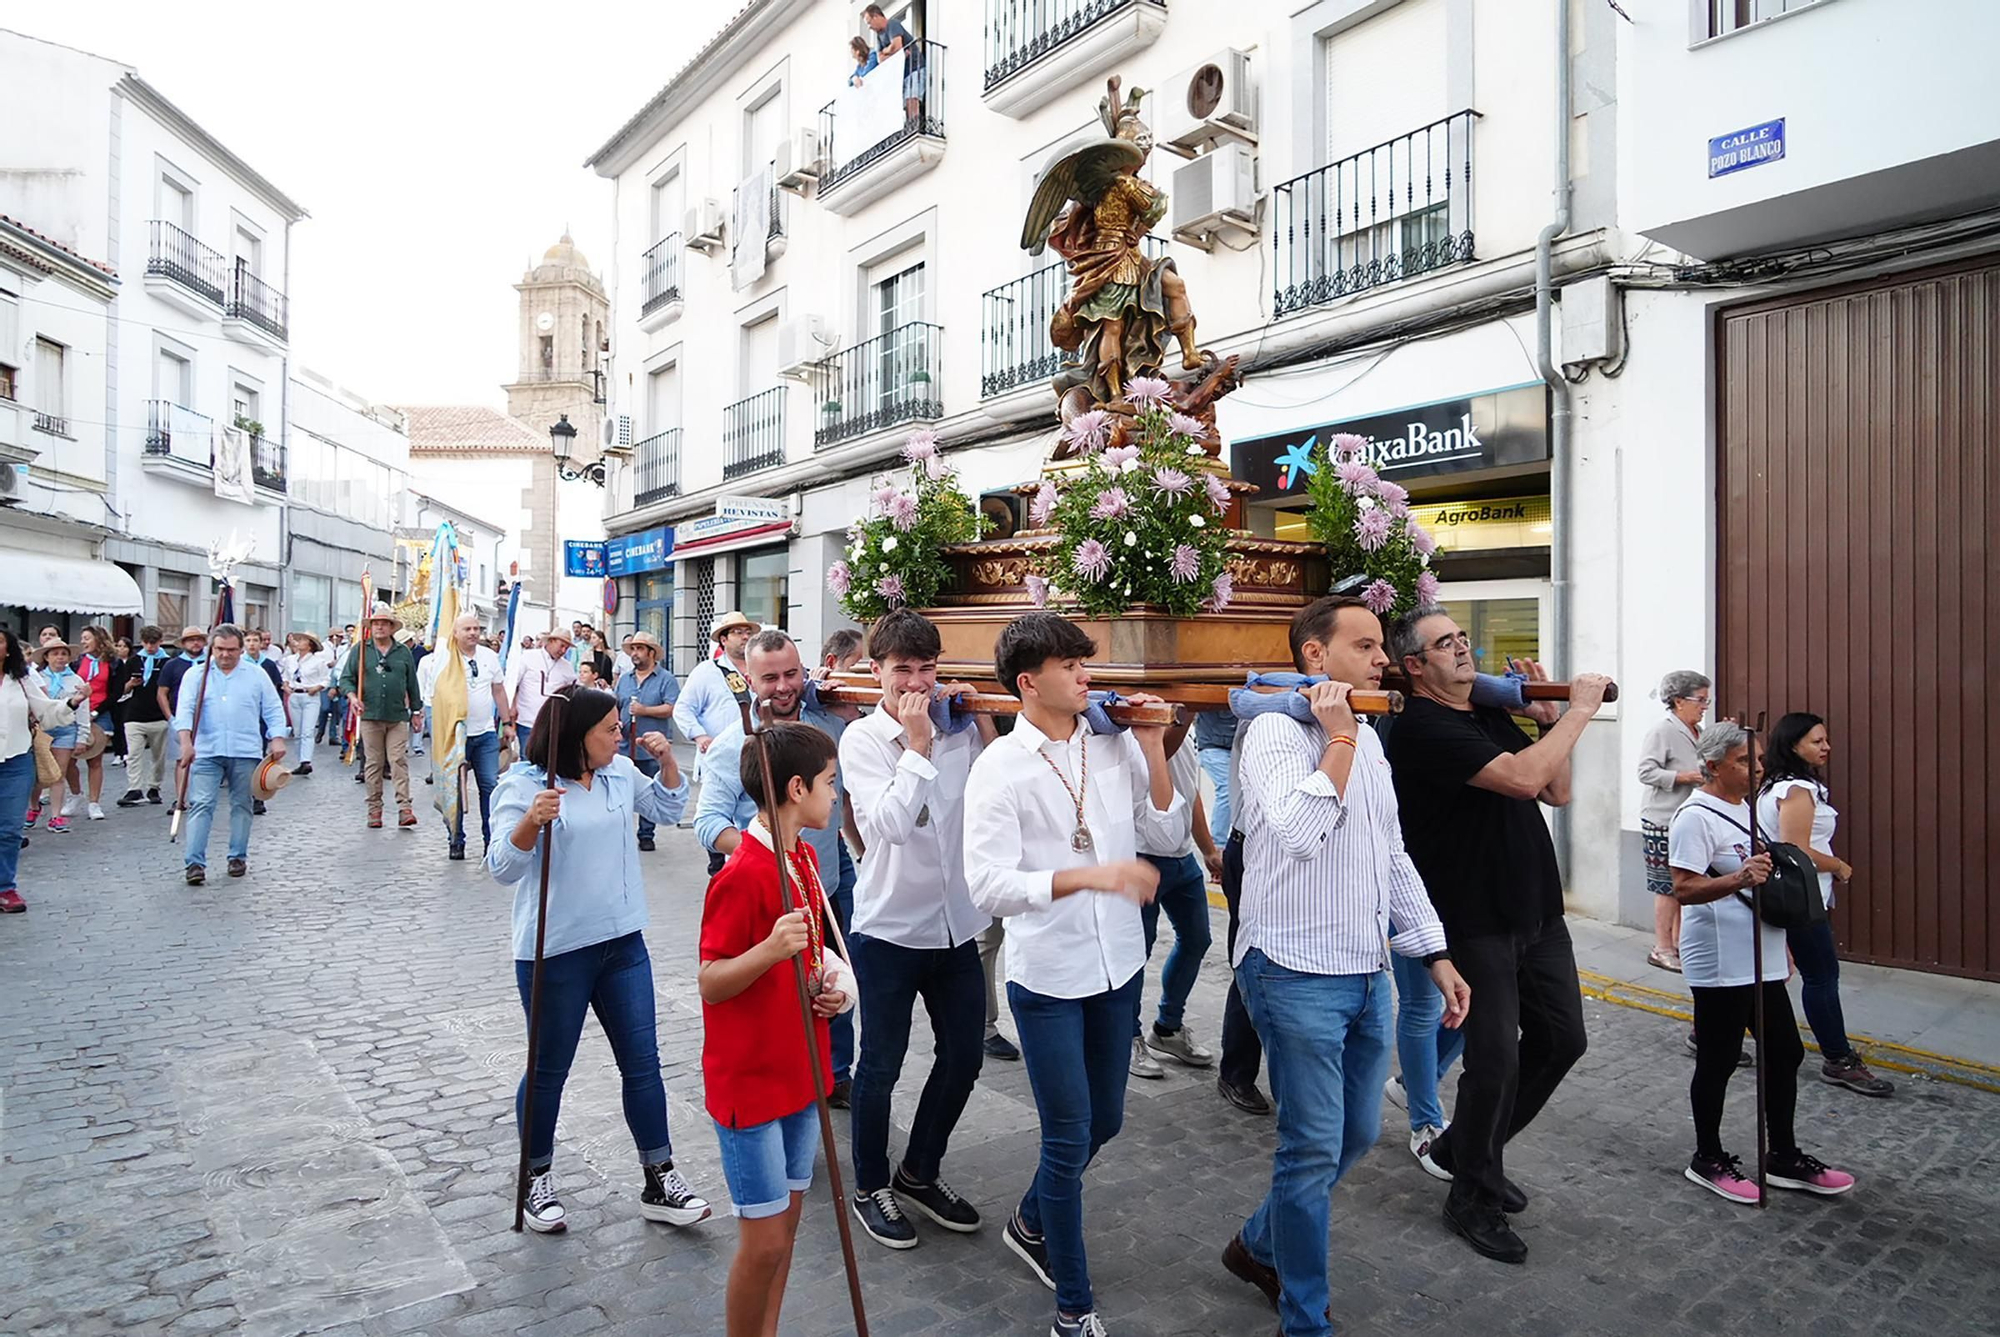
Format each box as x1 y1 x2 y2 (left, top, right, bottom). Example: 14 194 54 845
3 770 1997 1337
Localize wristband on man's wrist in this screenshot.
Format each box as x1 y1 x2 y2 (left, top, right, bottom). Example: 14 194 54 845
1422 951 1452 968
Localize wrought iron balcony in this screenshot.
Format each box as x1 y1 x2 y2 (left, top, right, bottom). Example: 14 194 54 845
1272 110 1480 318
640 234 683 317
143 400 285 492
146 220 227 306
818 40 947 200
722 388 786 480
982 236 1165 398
814 323 943 448
227 260 290 342
251 430 287 492
985 0 1161 92
633 428 682 506
32 412 70 437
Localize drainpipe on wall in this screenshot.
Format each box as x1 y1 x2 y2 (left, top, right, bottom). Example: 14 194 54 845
1536 0 1574 882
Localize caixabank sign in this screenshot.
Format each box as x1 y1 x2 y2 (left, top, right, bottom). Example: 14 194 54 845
1232 383 1550 498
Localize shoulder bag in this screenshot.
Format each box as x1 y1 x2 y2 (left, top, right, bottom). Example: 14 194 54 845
1680 798 1826 930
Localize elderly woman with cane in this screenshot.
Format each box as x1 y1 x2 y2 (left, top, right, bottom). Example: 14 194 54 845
1637 670 1710 972
486 684 712 1234
1667 720 1855 1206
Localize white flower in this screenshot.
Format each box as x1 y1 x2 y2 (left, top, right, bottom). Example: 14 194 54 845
1123 530 1138 548
1420 551 1431 567
848 543 861 560
1357 495 1376 511
1187 444 1205 456
1121 458 1141 474
883 536 899 553
1188 514 1206 529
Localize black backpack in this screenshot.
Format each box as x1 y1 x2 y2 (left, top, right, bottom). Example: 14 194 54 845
1678 800 1827 931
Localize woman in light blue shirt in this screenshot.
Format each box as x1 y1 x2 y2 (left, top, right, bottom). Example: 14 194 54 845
485 685 711 1235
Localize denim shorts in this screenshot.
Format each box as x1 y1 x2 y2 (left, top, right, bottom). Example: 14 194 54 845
711 1106 817 1219
46 725 78 750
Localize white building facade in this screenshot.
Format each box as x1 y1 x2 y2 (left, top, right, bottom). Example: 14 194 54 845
0 28 305 637
285 368 413 636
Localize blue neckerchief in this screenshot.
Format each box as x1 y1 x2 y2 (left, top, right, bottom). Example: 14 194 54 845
1229 670 1527 722
1083 689 1130 735
137 648 170 685
928 691 979 736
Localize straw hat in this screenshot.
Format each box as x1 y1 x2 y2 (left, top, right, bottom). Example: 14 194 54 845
288 631 324 654
541 624 573 648
33 641 76 667
252 757 292 801
366 602 398 629
179 625 208 647
711 610 756 640
74 724 110 763
628 631 664 654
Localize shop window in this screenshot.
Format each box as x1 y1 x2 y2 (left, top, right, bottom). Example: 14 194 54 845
156 574 191 632
292 574 331 635
739 548 788 633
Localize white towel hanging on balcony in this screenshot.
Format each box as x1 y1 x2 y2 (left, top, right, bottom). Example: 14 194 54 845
731 163 773 292
212 426 256 506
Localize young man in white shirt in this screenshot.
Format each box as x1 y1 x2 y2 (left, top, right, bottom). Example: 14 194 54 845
1221 595 1471 1335
418 613 512 859
838 610 998 1251
963 612 1178 1337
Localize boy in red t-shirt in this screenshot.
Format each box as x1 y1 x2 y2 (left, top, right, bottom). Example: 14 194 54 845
699 721 849 1337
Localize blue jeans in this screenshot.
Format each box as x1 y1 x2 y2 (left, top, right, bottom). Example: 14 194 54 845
1197 746 1232 845
1137 852 1213 1035
451 731 501 851
514 930 675 1170
319 694 344 744
1787 917 1853 1062
848 934 985 1192
631 753 661 841
1235 950 1392 1337
184 756 256 868
1009 970 1142 1316
831 842 856 1084
0 751 34 893
1390 950 1465 1132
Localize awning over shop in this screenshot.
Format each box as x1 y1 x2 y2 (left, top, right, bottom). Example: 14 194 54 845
5 552 144 615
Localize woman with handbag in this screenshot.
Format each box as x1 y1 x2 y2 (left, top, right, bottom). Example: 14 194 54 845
27 640 91 833
1 627 69 912
1636 670 1709 972
484 684 711 1235
1757 713 1894 1098
1667 720 1855 1206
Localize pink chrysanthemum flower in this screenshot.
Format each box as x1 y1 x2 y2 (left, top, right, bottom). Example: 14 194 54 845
1373 479 1409 514
1416 571 1440 605
1064 409 1112 453
876 573 906 605
1166 411 1207 440
1090 487 1129 521
1409 522 1438 556
872 483 901 510
1355 507 1394 551
1203 473 1232 512
1207 570 1235 611
1124 376 1173 409
923 453 949 481
826 562 851 596
1328 432 1371 461
1029 481 1059 527
1026 574 1050 608
1361 579 1398 615
887 492 920 531
1152 466 1193 497
1170 544 1201 583
1102 444 1140 471
902 430 939 461
1073 538 1112 583
1336 459 1379 491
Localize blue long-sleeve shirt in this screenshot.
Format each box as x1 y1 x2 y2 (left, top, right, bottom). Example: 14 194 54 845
672 658 746 744
172 661 289 759
485 754 690 960
693 705 847 875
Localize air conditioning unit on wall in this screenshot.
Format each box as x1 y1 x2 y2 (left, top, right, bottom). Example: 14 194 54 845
777 315 838 378
1158 49 1258 157
1170 142 1259 249
684 200 725 253
775 127 824 190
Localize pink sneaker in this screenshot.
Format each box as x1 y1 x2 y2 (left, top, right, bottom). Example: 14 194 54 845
47 817 71 834
1685 1152 1759 1205
1767 1150 1856 1196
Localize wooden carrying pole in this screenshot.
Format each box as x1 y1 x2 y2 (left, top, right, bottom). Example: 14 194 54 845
734 690 871 1336
1745 710 1769 1210
513 693 565 1232
815 682 1406 719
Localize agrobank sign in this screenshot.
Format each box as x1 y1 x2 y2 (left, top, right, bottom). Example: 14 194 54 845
1232 384 1550 496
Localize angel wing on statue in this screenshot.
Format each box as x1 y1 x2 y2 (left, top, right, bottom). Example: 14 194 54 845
1020 77 1205 410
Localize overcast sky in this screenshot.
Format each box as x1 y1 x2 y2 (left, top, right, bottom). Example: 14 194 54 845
22 1 702 410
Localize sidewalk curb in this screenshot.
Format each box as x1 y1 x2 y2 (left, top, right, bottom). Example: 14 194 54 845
1577 968 2000 1095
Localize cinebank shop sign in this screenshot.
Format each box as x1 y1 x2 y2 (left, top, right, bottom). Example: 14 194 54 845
1232 384 1551 498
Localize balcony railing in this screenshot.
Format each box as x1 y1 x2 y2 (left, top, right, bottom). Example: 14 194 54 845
228 260 290 341
818 40 947 196
32 412 70 437
633 428 682 506
1272 110 1479 318
143 400 286 492
982 236 1165 398
147 220 227 306
814 323 943 448
722 388 786 480
985 1 1157 91
251 431 287 492
640 234 683 316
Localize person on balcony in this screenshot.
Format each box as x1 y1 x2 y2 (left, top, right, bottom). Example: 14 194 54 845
863 4 923 123
849 34 878 86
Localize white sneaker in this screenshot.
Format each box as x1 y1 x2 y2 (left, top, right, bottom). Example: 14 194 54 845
87 802 106 821
62 795 85 817
1384 1073 1408 1112
1128 1036 1165 1080
1412 1124 1452 1181
523 1169 566 1232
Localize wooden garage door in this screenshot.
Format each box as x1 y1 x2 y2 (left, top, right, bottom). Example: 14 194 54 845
1717 258 1999 980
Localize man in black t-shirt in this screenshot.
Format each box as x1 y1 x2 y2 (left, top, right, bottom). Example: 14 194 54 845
1382 605 1610 1267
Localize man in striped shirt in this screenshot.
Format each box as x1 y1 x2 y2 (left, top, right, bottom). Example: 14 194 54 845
1221 595 1470 1337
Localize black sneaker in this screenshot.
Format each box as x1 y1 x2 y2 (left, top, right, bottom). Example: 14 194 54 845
523 1168 566 1232
638 836 656 852
1050 1313 1108 1337
448 846 467 861
852 1188 918 1250
826 1079 852 1109
983 1032 1021 1061
1004 1212 1055 1290
253 799 267 816
893 1167 980 1232
640 1159 712 1225
147 788 162 804
1820 1054 1895 1097
116 789 146 808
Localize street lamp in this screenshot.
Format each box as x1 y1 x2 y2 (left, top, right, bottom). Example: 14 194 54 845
549 413 603 485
